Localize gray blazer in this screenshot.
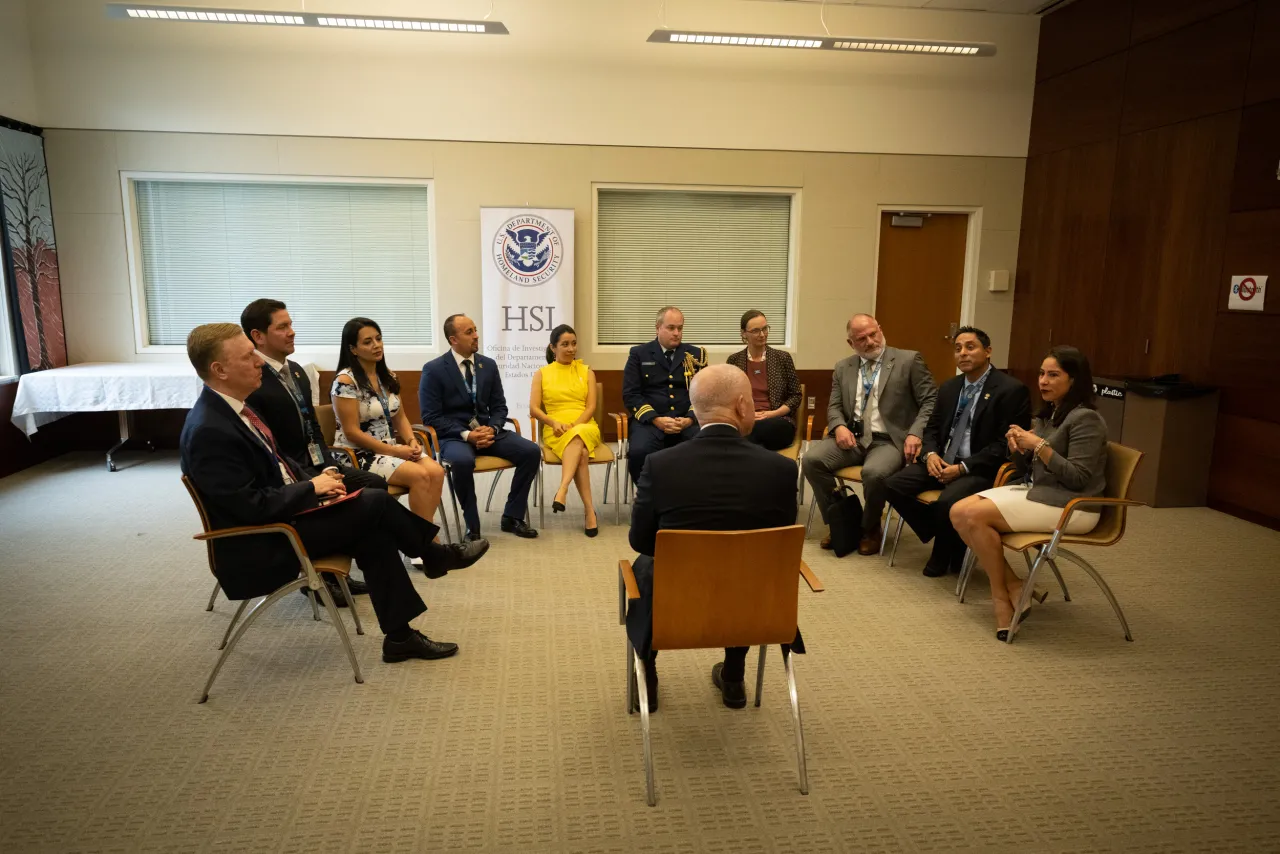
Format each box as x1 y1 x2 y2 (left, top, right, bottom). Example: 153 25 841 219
1016 406 1108 507
827 346 937 451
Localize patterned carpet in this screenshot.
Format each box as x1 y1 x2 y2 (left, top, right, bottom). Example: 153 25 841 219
1 451 1278 853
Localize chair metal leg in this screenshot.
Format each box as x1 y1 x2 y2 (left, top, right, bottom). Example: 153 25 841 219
1005 546 1047 644
308 586 321 621
444 465 465 540
614 460 621 526
603 461 611 504
888 514 906 567
804 500 817 537
485 470 504 512
754 644 767 708
1047 558 1072 602
957 548 975 602
219 598 251 650
626 640 637 716
436 501 453 545
332 574 364 636
879 509 892 555
315 578 365 683
538 464 546 527
634 652 656 806
783 648 809 795
205 580 221 611
199 579 306 703
1057 548 1133 641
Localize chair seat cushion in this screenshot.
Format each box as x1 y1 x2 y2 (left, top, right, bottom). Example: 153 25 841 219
386 485 409 498
917 490 942 504
313 554 353 576
834 466 863 482
777 440 801 461
473 456 515 473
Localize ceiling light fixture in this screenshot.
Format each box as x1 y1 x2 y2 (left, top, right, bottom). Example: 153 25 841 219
648 30 994 56
106 4 509 34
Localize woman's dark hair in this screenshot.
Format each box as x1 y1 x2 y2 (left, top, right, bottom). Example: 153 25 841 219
740 309 766 332
1039 345 1094 426
337 317 400 395
545 324 576 364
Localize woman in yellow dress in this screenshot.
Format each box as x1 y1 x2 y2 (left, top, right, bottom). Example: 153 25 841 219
529 324 603 536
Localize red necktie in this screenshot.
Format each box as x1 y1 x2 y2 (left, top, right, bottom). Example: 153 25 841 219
242 405 299 482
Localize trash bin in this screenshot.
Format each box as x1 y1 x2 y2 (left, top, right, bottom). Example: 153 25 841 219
1105 375 1218 508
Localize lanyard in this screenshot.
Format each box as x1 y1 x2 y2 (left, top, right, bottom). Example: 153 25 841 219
372 380 394 423
858 359 882 418
264 361 314 442
951 368 991 429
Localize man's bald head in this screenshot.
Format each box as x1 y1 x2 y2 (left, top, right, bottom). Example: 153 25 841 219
847 313 886 359
689 364 755 436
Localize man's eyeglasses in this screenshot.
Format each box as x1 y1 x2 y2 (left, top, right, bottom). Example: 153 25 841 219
746 326 770 336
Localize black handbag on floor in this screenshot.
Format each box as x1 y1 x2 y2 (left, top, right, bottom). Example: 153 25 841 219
826 486 864 558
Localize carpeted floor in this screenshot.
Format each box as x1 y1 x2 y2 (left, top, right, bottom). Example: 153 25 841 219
1 451 1278 853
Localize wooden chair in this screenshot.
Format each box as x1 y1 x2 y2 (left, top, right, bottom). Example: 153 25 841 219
801 424 892 553
956 443 1146 643
182 476 364 703
534 382 621 526
617 525 824 806
413 419 529 539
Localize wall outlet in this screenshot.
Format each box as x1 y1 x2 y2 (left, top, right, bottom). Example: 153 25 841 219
808 396 816 409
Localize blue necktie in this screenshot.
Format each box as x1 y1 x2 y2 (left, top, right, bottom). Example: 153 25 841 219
943 384 978 463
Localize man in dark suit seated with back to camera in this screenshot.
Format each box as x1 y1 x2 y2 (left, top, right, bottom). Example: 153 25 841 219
179 323 487 664
885 326 1031 577
625 364 802 712
240 298 388 607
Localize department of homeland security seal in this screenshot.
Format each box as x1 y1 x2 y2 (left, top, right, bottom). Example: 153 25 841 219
492 214 563 286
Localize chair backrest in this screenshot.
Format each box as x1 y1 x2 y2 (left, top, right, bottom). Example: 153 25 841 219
1088 442 1144 544
789 384 806 450
651 525 806 650
181 475 217 575
316 404 338 446
594 381 604 427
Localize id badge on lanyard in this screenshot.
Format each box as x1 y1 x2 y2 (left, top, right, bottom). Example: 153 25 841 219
269 362 323 465
859 361 881 418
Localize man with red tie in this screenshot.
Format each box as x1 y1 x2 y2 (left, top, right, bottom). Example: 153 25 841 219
179 323 486 663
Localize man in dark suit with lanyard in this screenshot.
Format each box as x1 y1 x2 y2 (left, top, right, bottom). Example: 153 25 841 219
419 314 541 541
885 326 1031 576
621 306 708 485
180 323 487 663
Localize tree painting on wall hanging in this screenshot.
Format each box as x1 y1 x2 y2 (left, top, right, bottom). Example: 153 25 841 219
0 119 68 373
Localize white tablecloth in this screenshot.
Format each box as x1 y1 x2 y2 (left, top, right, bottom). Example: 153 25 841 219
10 362 205 436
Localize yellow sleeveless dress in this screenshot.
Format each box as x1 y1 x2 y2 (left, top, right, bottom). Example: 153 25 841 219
539 359 602 459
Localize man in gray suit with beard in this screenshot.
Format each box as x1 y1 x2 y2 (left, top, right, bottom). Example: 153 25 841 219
803 314 937 555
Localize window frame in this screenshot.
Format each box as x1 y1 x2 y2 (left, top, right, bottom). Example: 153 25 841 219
591 182 800 354
120 171 439 368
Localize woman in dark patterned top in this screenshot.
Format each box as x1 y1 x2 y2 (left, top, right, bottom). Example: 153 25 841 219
726 310 802 451
332 317 445 523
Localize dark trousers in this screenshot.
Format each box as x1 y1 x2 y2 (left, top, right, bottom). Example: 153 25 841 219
627 420 700 481
884 462 991 570
303 461 387 492
748 416 796 451
439 430 540 536
291 488 451 633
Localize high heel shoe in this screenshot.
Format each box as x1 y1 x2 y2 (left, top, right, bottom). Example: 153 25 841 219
552 500 566 513
585 527 598 538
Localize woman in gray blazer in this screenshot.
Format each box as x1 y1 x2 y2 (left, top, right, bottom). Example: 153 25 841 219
950 346 1108 640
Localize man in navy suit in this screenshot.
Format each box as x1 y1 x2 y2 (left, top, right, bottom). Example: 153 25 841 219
621 306 708 484
419 314 540 541
179 323 488 663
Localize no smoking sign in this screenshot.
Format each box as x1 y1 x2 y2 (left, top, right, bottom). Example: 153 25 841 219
1229 275 1267 312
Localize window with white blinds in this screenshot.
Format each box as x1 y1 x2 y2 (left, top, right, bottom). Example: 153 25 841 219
133 178 434 346
596 188 794 346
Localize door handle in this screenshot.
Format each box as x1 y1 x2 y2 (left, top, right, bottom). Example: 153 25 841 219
945 321 958 340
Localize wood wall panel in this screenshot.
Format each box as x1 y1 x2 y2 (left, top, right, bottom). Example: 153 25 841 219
1210 312 1280 423
1247 0 1280 104
1036 0 1133 82
1120 6 1253 134
1130 0 1255 43
1219 208 1280 313
1028 54 1127 156
1230 100 1280 211
1207 414 1280 529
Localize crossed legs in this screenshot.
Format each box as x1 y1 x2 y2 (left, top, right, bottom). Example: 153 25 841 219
950 494 1026 631
554 436 598 529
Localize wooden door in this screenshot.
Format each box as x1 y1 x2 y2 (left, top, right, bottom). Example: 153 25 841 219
874 212 968 384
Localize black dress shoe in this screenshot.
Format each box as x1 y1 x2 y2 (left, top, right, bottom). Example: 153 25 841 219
440 539 490 572
465 530 483 542
711 662 747 709
630 665 659 713
344 577 370 595
382 630 459 662
300 579 349 608
500 516 539 538
922 560 949 578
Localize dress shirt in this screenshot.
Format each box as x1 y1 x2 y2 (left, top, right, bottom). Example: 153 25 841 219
213 388 295 484
451 348 478 442
852 354 886 440
953 365 992 468
257 351 321 409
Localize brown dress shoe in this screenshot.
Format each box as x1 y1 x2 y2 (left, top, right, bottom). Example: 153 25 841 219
820 534 833 550
857 528 882 556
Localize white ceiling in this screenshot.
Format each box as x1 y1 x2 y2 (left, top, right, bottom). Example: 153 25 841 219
748 0 1061 14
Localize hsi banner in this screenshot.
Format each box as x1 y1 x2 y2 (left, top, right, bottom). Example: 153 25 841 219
480 207 575 433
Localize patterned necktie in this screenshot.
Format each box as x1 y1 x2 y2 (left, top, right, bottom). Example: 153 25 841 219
242 404 298 482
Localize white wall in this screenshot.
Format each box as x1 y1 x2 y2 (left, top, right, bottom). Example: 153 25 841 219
0 0 38 123
26 0 1039 157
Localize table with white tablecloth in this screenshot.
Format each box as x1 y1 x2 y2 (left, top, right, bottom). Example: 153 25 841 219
11 363 205 470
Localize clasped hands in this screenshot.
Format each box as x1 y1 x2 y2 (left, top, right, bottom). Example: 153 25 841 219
311 467 347 499
466 425 497 450
924 452 963 484
652 416 693 435
1006 424 1039 454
